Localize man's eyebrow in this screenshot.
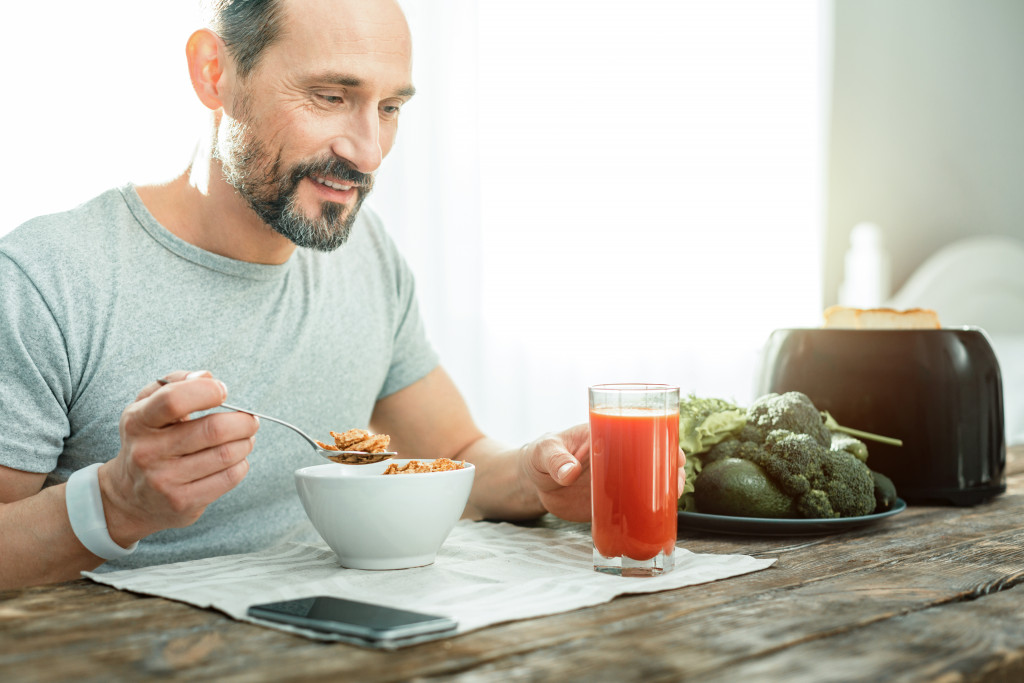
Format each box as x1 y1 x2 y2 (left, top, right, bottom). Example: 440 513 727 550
310 72 416 98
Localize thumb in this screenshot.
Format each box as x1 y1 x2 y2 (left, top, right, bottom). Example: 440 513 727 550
524 433 583 490
552 423 592 484
552 455 580 486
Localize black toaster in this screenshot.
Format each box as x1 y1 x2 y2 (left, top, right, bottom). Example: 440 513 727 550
757 327 1005 506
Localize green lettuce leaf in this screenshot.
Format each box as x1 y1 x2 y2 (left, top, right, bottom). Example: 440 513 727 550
678 395 747 455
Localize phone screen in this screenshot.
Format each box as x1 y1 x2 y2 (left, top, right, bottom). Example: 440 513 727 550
247 596 457 642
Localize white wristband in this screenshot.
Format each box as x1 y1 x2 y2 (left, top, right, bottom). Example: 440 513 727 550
65 463 138 561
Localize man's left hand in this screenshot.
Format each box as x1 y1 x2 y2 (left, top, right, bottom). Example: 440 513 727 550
518 424 687 522
517 424 593 522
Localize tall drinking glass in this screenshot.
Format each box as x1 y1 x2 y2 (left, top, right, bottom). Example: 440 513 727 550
589 384 679 577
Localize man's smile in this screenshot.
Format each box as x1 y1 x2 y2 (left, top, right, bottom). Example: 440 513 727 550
312 174 355 191
309 174 359 202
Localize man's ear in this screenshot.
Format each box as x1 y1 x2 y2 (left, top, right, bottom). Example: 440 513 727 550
186 29 229 111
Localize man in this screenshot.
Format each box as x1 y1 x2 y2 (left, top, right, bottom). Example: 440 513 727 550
0 0 683 589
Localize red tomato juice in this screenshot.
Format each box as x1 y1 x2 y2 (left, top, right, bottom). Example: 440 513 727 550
590 408 678 561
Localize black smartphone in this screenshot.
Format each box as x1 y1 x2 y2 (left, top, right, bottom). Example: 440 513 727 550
247 596 457 642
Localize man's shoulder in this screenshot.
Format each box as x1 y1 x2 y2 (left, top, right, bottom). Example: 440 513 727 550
2 187 133 255
1 187 135 273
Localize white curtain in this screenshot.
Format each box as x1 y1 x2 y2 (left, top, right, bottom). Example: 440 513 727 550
380 0 831 445
3 1 831 448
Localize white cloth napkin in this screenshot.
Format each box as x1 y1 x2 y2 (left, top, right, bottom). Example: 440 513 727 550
83 520 775 649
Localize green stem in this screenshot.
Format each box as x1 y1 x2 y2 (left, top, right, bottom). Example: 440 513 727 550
831 424 904 447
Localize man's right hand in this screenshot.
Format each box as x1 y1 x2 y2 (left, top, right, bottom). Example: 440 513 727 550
98 370 260 548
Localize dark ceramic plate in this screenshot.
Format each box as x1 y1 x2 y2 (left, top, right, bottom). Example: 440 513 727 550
677 499 906 536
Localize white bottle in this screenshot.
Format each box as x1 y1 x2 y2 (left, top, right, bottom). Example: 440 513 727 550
838 222 891 308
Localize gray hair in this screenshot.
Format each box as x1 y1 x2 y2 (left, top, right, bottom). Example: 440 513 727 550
200 0 285 79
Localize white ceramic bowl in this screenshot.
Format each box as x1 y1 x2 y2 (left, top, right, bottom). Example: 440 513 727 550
294 459 475 570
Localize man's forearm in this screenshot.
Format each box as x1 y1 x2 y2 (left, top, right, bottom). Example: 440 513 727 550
0 484 106 589
458 437 546 521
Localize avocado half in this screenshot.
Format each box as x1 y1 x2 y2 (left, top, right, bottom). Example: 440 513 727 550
694 457 799 518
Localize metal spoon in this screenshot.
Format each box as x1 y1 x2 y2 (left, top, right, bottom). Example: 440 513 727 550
155 379 396 465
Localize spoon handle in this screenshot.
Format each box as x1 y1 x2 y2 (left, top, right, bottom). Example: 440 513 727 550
154 379 320 452
219 402 321 451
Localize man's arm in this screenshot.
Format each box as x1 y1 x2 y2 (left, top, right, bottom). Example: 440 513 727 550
0 467 105 585
0 371 259 590
369 366 594 522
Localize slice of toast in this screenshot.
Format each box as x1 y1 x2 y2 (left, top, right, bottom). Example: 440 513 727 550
823 306 941 329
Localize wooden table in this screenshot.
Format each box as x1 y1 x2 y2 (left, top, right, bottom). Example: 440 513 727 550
4 446 1024 682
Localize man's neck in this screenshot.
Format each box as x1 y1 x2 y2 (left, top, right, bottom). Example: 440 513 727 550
135 142 297 266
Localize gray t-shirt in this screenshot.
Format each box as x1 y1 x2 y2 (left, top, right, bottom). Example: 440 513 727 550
0 186 438 570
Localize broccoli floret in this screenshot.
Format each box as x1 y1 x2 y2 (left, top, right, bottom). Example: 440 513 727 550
742 430 875 519
737 423 764 444
797 489 834 518
818 449 876 517
703 438 766 466
753 430 820 498
746 392 831 448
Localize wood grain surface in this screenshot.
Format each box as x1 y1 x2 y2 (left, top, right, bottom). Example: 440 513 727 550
2 446 1022 682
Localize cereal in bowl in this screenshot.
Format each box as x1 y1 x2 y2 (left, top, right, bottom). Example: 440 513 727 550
382 458 466 475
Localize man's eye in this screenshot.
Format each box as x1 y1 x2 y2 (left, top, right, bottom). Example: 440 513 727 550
381 104 401 118
318 94 344 105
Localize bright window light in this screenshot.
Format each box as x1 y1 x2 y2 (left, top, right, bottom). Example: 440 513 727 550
1 3 206 233
472 1 828 441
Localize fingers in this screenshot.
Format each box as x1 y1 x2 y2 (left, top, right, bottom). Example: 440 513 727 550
677 447 687 498
516 425 593 522
136 373 228 429
150 411 260 461
181 456 251 510
127 373 259 482
134 370 202 402
102 440 253 537
103 371 259 541
157 434 256 490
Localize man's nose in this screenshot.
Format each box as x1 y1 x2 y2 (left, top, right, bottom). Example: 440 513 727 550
329 108 382 174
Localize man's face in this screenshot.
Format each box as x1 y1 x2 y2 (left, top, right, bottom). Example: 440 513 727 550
216 0 414 250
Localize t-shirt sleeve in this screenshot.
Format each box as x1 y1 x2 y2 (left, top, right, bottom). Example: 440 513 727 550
377 251 439 400
0 252 72 473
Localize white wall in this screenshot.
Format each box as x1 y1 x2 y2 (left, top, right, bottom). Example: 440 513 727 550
825 0 1024 305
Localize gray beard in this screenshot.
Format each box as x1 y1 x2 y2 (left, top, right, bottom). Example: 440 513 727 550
215 112 371 252
265 185 365 252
